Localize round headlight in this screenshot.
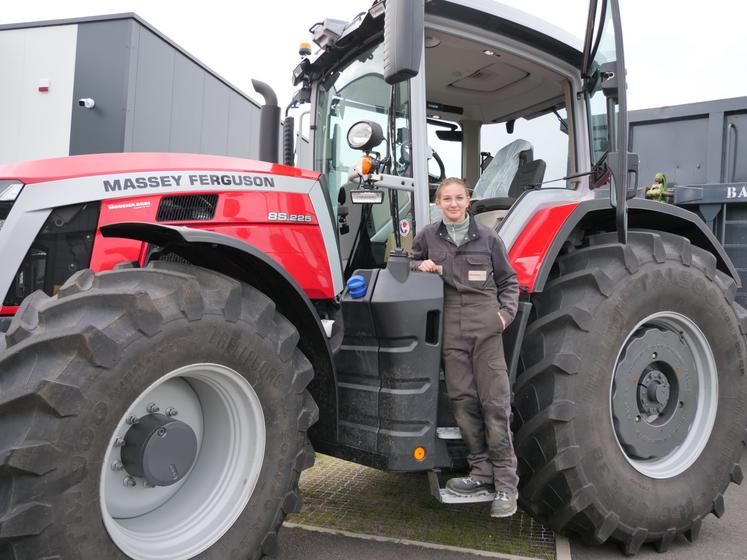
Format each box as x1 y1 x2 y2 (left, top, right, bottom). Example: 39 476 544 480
347 121 384 151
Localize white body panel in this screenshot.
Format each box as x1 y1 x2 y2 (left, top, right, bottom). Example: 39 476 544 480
0 25 77 165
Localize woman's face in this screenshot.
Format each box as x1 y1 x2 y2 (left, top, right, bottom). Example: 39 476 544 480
437 183 470 222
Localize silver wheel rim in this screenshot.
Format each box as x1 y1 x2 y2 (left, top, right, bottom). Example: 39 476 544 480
100 363 265 560
610 312 718 479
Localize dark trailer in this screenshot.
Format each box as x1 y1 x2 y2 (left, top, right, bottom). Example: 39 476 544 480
629 96 747 305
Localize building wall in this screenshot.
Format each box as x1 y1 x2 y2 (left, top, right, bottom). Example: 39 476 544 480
0 25 77 165
0 15 262 166
123 23 259 158
69 20 132 155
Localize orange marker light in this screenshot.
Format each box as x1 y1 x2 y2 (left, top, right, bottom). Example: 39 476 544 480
360 156 372 175
413 447 426 461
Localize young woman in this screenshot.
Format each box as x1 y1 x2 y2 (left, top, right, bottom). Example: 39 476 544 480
410 177 520 517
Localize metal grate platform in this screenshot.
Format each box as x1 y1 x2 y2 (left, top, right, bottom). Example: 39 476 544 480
288 454 555 559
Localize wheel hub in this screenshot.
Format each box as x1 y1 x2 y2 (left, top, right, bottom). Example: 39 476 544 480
121 413 198 486
638 368 671 415
101 364 267 560
611 327 698 461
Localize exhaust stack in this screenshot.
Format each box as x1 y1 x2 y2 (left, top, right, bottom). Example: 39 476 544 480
251 79 280 164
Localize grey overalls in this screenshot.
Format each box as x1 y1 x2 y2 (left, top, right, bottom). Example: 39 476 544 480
411 217 519 492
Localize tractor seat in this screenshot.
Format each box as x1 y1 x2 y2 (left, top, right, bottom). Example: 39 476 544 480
473 156 546 229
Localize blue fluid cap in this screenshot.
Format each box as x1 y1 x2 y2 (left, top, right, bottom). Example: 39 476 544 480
347 275 367 299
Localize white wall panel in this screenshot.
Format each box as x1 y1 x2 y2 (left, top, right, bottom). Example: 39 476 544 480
0 25 77 165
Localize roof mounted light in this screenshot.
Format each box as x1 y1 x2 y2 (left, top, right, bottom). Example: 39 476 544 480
368 1 386 18
309 18 348 49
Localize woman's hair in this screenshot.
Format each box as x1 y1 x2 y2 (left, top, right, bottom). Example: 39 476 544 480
435 177 470 202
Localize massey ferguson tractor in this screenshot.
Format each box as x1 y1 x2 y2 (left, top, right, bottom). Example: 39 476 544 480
1 1 746 558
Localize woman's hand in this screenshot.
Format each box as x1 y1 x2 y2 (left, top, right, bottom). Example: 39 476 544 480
418 259 440 273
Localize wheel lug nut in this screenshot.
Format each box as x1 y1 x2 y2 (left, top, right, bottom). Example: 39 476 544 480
652 352 657 359
113 437 126 447
635 415 641 422
126 415 139 425
123 476 137 488
146 402 160 413
143 481 156 489
111 460 124 471
165 407 178 417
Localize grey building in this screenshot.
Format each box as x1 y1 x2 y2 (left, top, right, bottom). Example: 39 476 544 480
0 14 262 165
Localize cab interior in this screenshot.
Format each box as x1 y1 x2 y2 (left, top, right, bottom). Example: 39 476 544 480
423 28 577 228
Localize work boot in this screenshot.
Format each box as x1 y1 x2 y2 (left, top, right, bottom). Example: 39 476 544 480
445 476 495 496
490 490 517 518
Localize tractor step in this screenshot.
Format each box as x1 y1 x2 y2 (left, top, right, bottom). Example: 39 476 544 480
436 426 462 439
427 470 495 503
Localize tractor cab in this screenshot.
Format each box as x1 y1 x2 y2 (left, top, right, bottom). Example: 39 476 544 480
283 0 632 474
293 0 631 277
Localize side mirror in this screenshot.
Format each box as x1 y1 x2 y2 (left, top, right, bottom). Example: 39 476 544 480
383 0 424 84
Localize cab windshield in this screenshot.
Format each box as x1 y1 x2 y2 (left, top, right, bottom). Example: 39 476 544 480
313 41 412 233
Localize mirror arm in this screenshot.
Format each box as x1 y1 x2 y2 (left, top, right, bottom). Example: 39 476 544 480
368 173 415 192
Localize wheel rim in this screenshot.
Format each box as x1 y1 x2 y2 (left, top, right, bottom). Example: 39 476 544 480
100 363 265 560
610 312 718 479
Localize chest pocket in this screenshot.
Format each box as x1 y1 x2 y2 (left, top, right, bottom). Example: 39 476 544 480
464 254 493 288
430 249 448 265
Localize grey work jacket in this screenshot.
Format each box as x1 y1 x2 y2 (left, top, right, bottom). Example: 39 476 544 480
410 217 519 327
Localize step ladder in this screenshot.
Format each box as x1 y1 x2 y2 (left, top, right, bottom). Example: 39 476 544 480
429 426 495 503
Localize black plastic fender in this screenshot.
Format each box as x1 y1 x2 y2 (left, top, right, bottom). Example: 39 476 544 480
100 221 339 444
532 197 741 292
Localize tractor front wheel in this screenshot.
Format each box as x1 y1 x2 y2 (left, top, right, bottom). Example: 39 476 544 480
0 262 317 560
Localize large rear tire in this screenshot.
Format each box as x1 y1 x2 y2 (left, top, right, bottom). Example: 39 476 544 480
0 262 317 560
514 230 747 555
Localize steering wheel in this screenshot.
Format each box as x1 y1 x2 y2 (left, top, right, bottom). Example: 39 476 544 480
428 149 446 201
429 148 446 184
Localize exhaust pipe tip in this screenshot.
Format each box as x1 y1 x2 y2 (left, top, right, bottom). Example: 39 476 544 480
251 79 278 108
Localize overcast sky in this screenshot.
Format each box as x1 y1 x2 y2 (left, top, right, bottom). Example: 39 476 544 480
3 0 747 113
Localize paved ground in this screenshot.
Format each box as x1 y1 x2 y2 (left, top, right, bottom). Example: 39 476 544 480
286 454 554 559
278 526 506 560
279 451 747 560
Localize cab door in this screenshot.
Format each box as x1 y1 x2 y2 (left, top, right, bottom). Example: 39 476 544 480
581 0 636 243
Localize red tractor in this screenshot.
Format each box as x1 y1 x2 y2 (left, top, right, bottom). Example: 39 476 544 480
1 1 745 559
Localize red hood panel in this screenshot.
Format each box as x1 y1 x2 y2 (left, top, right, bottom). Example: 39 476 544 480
0 153 320 184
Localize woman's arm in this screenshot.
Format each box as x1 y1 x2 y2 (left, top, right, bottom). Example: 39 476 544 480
492 235 519 327
410 229 439 272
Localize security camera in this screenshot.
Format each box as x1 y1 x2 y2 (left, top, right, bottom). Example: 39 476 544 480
78 98 95 109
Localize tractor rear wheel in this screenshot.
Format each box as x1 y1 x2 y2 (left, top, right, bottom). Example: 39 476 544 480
0 262 317 560
514 230 747 555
